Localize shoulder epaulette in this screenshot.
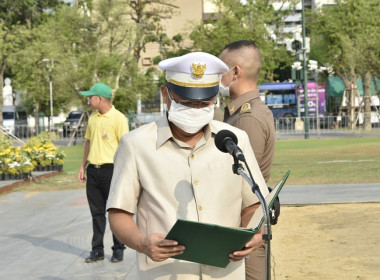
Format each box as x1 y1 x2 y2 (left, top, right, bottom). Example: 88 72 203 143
239 103 251 114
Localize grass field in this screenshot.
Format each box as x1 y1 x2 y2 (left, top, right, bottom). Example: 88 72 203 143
10 137 380 193
267 137 380 186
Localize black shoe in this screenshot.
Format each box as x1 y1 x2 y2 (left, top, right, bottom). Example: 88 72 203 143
111 249 124 263
85 250 104 263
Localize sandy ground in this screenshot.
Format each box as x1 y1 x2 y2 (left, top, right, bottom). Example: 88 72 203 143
271 203 380 280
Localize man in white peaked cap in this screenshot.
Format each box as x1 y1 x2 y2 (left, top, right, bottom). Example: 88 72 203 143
107 52 269 279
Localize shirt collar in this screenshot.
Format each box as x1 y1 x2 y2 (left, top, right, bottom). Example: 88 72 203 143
226 89 259 115
96 105 115 117
156 115 173 149
156 114 214 149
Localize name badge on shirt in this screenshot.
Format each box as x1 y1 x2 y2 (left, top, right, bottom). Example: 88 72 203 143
102 132 109 140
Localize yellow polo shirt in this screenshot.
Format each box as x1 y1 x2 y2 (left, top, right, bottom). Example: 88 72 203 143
85 105 129 165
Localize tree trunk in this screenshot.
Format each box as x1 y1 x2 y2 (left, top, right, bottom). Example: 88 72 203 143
363 72 372 131
348 69 359 130
34 103 40 135
0 64 5 125
341 77 357 130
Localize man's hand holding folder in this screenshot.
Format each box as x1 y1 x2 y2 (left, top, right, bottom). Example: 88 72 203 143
141 233 186 262
230 224 264 262
164 171 290 268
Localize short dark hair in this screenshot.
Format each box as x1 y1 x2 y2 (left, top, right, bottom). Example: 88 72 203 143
223 40 259 52
221 40 262 81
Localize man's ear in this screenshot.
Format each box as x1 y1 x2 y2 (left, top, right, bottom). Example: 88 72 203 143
234 65 241 77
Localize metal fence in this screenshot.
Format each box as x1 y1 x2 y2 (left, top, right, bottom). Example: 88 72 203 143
275 115 380 136
3 116 380 145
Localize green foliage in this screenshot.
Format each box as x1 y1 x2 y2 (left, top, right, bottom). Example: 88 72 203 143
2 0 178 117
0 0 65 122
0 133 13 150
113 60 161 113
0 0 64 28
3 0 378 119
308 0 380 129
189 0 293 83
308 0 380 81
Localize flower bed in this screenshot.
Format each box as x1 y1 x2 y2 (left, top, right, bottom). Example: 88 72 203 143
0 132 66 181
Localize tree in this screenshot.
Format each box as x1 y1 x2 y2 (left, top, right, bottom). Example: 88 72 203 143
50 0 178 113
189 0 293 85
0 0 63 125
6 0 179 126
309 0 380 130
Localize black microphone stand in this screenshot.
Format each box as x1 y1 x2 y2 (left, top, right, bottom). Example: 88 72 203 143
232 157 272 280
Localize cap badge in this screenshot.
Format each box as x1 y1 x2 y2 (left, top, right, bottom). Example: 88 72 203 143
192 63 206 78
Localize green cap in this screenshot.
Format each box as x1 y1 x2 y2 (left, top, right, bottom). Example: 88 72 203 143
80 83 112 98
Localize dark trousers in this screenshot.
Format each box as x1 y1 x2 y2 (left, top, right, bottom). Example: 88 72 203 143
86 164 125 252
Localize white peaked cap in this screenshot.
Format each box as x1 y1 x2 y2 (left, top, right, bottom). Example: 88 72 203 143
158 52 229 100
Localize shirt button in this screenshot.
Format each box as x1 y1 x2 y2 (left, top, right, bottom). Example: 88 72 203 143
191 154 195 159
194 179 199 185
198 206 203 211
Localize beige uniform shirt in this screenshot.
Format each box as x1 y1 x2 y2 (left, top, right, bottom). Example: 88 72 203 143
224 90 275 182
107 116 269 280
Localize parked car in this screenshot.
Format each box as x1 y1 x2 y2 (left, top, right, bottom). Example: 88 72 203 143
2 105 29 137
62 110 88 137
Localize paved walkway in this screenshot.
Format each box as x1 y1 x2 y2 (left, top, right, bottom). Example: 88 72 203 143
0 177 379 279
279 183 380 205
0 189 137 280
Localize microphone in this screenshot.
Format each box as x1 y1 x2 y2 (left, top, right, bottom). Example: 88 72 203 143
215 130 245 161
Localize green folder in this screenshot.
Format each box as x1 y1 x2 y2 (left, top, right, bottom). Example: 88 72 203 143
165 170 290 268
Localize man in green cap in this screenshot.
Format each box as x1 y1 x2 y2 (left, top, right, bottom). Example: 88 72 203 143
78 83 129 263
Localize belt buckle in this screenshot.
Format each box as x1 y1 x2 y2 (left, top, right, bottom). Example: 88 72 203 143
93 164 101 169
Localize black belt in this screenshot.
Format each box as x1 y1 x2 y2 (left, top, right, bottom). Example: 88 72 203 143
88 163 114 169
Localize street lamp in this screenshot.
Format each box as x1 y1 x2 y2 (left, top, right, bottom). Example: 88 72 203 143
42 58 56 131
301 0 309 139
291 61 303 118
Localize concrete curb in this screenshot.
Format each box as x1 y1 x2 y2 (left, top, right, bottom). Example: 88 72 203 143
0 171 62 196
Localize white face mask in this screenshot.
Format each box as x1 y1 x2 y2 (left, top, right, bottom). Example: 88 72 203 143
168 100 215 134
219 67 235 97
219 81 232 97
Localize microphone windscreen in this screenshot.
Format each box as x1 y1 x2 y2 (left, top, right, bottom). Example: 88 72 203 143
215 130 238 153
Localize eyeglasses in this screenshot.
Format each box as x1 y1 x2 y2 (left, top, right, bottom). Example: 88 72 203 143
166 87 217 108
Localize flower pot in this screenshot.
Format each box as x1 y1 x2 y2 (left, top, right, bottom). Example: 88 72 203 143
20 173 29 180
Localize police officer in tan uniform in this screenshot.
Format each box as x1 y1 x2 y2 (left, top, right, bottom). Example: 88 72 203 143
220 40 276 280
106 52 270 279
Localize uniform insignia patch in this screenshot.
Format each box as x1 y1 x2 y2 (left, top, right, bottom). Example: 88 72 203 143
241 103 251 112
230 106 235 113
